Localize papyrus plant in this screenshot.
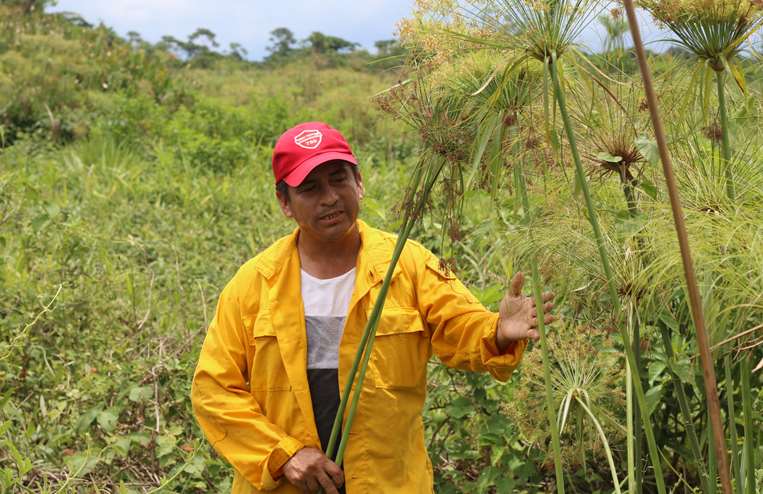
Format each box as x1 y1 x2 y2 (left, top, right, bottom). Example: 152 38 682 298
462 1 668 491
376 47 573 491
641 0 763 199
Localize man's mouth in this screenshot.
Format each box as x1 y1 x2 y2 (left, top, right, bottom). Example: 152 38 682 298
319 211 343 221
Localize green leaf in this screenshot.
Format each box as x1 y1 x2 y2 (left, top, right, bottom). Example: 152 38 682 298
639 180 658 201
669 358 694 385
130 433 152 447
128 385 153 403
64 453 99 477
635 137 659 166
446 396 472 419
183 455 206 477
466 113 501 190
112 436 133 457
644 384 664 417
728 62 746 94
472 283 504 307
97 409 119 433
76 408 100 433
156 434 177 458
648 360 667 386
595 151 622 163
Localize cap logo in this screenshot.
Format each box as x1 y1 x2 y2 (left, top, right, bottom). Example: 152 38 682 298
294 129 323 149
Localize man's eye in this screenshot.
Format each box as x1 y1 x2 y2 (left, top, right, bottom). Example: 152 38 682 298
330 174 347 183
298 183 315 192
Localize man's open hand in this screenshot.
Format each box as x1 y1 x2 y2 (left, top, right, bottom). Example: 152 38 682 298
496 272 555 351
283 447 344 494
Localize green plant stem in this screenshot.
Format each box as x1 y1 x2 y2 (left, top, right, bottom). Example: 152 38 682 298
325 161 428 461
659 323 709 493
514 159 565 494
619 167 639 217
715 70 735 201
334 218 415 465
626 360 635 494
741 354 755 494
575 396 621 494
724 355 741 494
548 55 667 494
632 308 643 494
326 155 446 465
626 301 643 494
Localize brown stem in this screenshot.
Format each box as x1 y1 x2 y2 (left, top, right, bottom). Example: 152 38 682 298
621 2 732 493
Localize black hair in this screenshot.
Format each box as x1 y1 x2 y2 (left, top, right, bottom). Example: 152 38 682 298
276 180 289 202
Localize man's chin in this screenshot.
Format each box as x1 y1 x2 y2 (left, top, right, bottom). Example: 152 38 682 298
313 219 356 242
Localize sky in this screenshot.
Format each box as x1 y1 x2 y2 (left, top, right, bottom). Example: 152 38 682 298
50 1 667 60
50 0 417 60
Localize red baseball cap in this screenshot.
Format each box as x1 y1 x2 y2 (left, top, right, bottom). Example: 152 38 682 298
272 121 358 186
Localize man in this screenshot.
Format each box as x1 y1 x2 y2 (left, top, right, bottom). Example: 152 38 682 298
191 121 555 494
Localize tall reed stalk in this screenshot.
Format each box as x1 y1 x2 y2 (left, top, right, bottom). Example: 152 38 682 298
325 152 447 463
547 55 667 494
740 354 755 494
622 2 733 493
715 70 735 200
724 355 741 494
513 146 565 493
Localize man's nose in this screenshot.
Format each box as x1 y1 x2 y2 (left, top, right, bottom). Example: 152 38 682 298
319 183 339 205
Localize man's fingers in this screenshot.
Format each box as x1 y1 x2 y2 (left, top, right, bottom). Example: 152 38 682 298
527 329 539 341
316 471 340 494
298 480 311 494
509 271 524 297
304 477 319 493
543 302 554 312
542 291 555 302
325 463 344 487
530 314 556 328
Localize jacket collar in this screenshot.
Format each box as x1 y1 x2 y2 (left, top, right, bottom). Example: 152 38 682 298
254 219 397 284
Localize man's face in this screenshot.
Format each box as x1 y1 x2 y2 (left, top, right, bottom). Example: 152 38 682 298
277 160 364 243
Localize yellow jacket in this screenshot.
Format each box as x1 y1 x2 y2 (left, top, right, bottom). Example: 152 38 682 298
191 220 526 493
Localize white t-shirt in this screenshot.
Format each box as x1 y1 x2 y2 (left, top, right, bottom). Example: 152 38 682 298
300 267 356 369
301 267 357 453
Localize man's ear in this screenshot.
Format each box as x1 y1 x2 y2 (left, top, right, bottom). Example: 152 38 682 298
276 190 293 217
355 171 365 199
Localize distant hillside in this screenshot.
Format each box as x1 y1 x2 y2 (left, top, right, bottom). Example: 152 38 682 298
0 5 411 164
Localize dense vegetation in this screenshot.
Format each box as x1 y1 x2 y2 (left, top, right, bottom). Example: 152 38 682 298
1 1 761 493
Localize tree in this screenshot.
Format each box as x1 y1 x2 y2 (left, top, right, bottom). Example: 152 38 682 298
5 0 56 15
126 30 144 48
156 35 186 58
305 31 359 54
267 27 297 58
228 42 248 60
374 39 399 57
188 27 219 50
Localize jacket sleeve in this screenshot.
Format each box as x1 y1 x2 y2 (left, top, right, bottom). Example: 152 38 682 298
415 249 527 382
191 277 303 490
